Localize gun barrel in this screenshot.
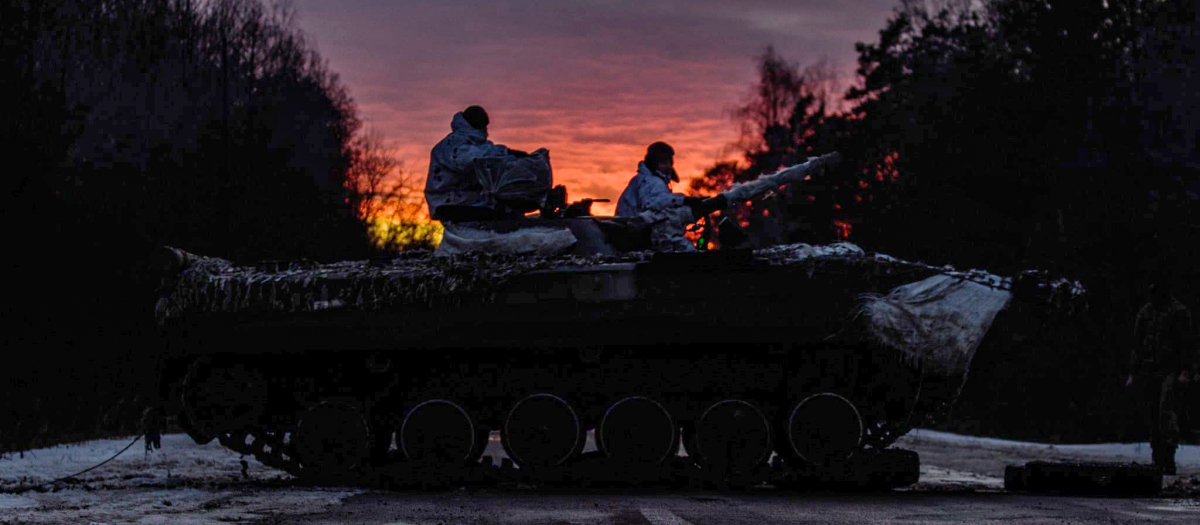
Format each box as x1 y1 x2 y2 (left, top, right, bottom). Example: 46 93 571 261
721 151 841 204
634 152 841 252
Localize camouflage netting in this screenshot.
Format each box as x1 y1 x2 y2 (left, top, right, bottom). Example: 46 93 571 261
157 242 1084 329
155 247 654 323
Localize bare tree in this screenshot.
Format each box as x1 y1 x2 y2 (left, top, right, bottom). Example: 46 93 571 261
733 46 806 167
12 0 369 260
724 46 840 181
800 57 845 116
345 130 439 251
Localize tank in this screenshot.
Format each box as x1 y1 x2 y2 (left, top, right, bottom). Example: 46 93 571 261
148 227 1083 488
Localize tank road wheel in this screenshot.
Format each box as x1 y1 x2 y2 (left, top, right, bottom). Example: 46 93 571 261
501 393 583 469
686 400 772 475
854 347 923 450
399 399 484 465
292 403 370 479
597 397 678 465
786 393 864 465
181 359 268 443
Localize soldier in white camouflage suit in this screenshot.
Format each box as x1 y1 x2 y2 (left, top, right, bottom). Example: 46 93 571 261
425 106 530 222
616 142 725 251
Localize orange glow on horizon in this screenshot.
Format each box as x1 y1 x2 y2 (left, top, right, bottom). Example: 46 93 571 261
288 0 901 221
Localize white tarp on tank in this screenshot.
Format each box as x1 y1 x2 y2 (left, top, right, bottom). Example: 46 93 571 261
436 223 577 257
474 148 554 211
860 274 1012 377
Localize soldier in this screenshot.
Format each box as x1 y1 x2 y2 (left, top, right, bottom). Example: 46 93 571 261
617 142 687 217
1183 317 1200 441
615 142 725 251
1125 279 1194 474
425 105 531 222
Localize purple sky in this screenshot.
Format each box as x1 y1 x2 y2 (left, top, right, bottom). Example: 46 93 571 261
291 0 898 215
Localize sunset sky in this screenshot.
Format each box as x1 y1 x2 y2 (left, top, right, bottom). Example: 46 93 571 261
291 0 898 216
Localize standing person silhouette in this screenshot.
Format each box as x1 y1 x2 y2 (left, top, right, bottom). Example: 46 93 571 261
1126 278 1194 474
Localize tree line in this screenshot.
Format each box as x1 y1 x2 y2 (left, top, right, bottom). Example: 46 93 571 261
4 0 1197 450
5 0 398 262
694 0 1199 441
3 0 424 452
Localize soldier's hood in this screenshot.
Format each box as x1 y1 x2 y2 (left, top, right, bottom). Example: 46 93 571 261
450 112 486 141
637 161 672 185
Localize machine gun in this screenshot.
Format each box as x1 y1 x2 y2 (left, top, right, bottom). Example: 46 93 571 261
538 184 610 219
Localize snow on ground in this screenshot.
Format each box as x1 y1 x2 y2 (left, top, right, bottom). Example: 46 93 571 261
0 434 265 484
0 434 357 524
2 429 1197 523
897 429 1200 490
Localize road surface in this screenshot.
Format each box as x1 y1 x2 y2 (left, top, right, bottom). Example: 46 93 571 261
2 430 1198 524
294 490 1200 525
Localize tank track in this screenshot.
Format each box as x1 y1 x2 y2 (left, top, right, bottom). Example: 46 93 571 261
176 353 925 491
207 425 918 490
216 428 303 478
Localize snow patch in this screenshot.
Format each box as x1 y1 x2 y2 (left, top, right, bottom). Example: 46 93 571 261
0 434 358 524
0 434 270 486
905 428 1200 469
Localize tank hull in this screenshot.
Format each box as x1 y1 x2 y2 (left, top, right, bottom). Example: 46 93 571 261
154 245 1009 487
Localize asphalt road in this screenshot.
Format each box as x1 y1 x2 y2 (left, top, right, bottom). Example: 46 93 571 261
290 490 1200 525
5 431 1199 524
